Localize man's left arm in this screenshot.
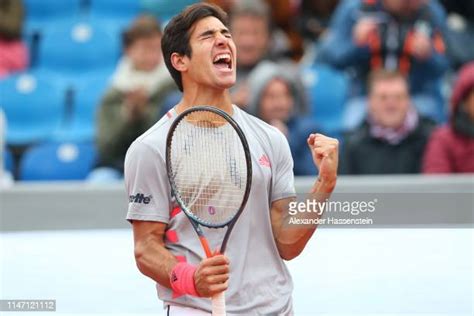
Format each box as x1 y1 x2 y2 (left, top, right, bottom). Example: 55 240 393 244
270 133 339 260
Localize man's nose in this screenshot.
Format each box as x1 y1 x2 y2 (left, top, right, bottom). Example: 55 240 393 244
215 33 229 46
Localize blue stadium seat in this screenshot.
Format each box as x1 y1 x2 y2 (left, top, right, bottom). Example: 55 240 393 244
24 0 82 33
24 0 81 20
302 64 348 136
19 142 97 181
52 76 110 142
0 73 64 145
141 0 198 22
37 21 120 75
90 0 140 17
90 0 141 29
3 147 14 174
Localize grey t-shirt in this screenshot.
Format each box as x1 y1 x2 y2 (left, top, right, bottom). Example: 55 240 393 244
125 105 296 315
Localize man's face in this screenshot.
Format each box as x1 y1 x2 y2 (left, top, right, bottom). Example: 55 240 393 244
260 78 294 123
183 16 237 90
126 34 163 72
231 14 269 68
369 78 410 129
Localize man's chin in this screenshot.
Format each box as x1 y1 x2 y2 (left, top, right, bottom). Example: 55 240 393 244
382 121 404 130
217 78 236 90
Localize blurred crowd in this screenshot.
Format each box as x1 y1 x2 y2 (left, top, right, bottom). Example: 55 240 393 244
0 0 473 183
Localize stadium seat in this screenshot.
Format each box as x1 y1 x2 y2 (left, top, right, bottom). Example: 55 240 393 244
3 147 14 174
52 76 110 142
90 0 140 17
90 0 141 29
0 73 65 145
141 0 198 22
302 64 348 136
37 21 120 75
19 142 97 181
24 0 82 33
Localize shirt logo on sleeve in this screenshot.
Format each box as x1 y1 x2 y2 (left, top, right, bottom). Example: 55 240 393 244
129 193 152 204
258 154 271 168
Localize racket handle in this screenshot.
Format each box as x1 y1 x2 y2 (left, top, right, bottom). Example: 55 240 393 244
211 291 226 316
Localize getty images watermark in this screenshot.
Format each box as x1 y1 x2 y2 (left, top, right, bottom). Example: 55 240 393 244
284 192 473 228
287 198 378 226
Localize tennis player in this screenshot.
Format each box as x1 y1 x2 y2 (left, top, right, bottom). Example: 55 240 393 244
124 3 338 315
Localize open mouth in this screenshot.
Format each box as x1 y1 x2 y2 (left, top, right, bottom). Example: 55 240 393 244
213 53 232 70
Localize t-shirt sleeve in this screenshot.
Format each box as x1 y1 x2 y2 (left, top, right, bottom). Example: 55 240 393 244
124 141 171 223
271 130 296 202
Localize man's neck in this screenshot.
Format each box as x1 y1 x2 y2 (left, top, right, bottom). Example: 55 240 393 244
177 86 233 114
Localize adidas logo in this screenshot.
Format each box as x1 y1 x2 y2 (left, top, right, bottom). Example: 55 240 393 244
258 154 271 168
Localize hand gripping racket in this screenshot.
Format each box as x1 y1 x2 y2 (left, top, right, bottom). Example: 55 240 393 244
166 106 252 316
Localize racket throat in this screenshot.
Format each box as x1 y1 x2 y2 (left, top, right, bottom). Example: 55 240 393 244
199 236 213 258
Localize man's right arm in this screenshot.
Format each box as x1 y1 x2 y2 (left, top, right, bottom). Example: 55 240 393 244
132 220 230 296
132 220 177 288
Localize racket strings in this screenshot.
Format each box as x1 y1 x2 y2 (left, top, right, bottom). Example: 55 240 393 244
169 111 247 227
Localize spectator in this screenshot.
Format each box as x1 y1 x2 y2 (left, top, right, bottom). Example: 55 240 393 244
439 0 474 70
0 0 28 78
229 0 299 108
423 62 474 173
341 70 435 175
205 0 236 13
318 0 449 129
210 0 305 62
247 61 318 175
297 0 340 42
89 15 175 182
229 0 272 107
263 0 304 61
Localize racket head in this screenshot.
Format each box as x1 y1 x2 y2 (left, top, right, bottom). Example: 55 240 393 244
166 106 252 229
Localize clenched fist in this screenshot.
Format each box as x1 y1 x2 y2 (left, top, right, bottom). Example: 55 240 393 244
307 133 339 188
194 255 229 297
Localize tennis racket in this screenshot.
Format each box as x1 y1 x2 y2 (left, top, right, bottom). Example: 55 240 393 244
166 106 252 316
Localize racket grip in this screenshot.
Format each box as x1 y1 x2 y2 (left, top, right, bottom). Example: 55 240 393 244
211 291 226 316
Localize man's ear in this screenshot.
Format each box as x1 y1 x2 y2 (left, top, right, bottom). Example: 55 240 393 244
171 53 188 72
